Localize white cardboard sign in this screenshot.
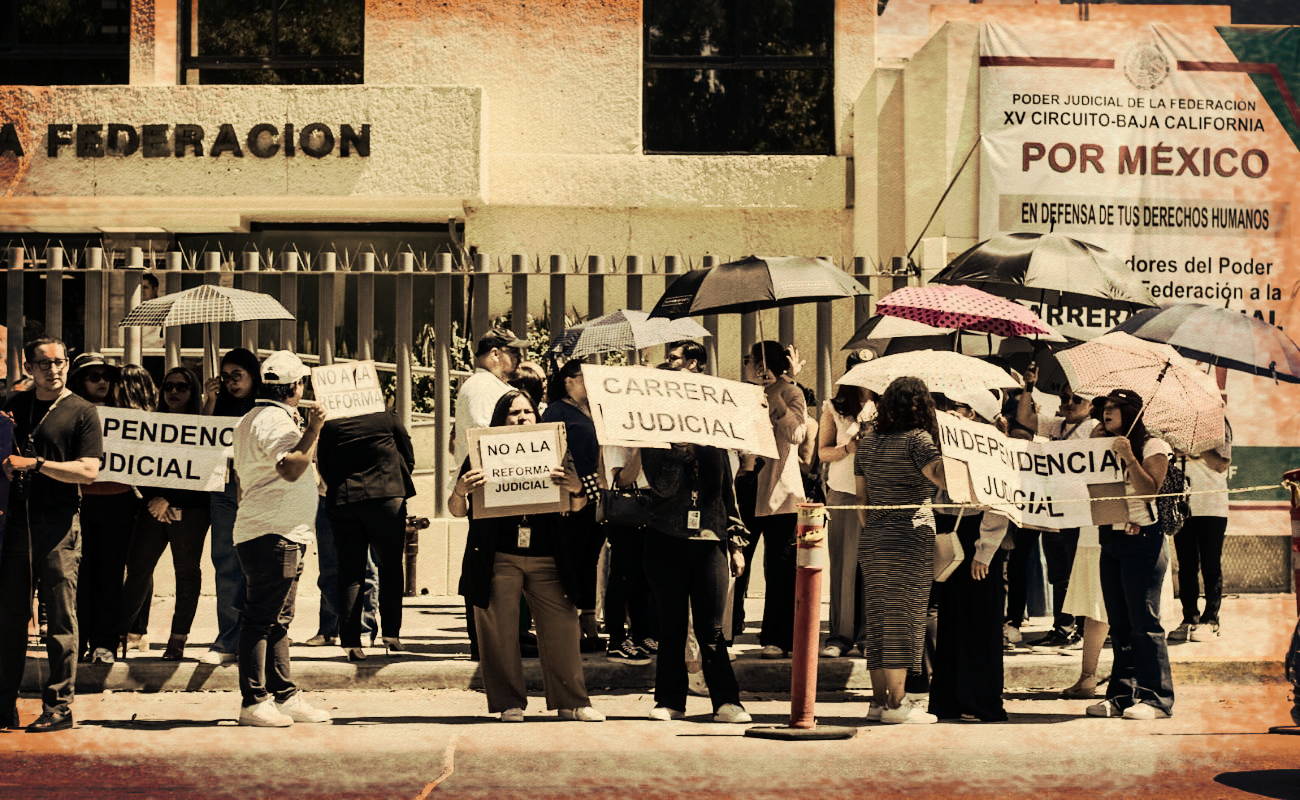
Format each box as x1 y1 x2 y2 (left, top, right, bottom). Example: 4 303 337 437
311 361 386 419
94 408 235 491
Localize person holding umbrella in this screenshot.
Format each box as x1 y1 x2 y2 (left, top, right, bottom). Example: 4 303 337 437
1086 389 1175 721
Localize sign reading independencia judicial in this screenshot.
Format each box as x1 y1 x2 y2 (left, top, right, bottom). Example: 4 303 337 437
94 408 235 491
939 413 1127 530
583 365 778 459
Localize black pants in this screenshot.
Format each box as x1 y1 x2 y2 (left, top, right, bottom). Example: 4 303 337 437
570 505 606 613
1042 528 1079 635
1004 524 1038 627
602 523 656 646
235 535 304 707
328 497 407 646
730 471 760 640
930 512 1008 721
118 504 211 637
78 492 140 654
756 513 797 651
643 530 741 713
0 507 79 715
1173 516 1227 625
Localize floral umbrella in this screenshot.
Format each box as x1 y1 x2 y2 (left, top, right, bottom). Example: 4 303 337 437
1055 332 1226 453
875 284 1060 339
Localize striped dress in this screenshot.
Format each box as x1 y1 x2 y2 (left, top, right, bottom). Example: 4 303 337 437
854 428 941 672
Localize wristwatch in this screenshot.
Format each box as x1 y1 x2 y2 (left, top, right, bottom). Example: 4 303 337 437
32 457 45 474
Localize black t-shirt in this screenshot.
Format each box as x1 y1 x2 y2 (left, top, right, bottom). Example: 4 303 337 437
5 390 103 512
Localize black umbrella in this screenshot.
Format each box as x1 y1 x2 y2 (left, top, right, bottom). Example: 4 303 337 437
647 256 867 319
932 232 1156 313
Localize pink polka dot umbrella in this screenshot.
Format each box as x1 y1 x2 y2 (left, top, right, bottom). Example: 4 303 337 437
874 285 1060 340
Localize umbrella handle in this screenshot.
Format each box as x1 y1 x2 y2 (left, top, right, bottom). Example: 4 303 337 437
1123 360 1171 439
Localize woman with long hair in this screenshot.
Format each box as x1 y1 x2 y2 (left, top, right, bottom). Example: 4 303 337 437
747 340 807 659
817 352 874 658
68 354 137 663
855 376 946 724
451 390 604 722
200 347 261 665
116 367 212 660
541 358 607 651
1085 389 1175 721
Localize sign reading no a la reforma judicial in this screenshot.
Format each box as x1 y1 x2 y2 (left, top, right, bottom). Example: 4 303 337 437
979 22 1300 494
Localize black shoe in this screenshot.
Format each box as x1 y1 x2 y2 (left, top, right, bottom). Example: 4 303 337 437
26 710 73 733
5 705 20 730
579 636 605 654
606 638 652 665
520 642 540 659
637 638 659 655
1033 630 1078 649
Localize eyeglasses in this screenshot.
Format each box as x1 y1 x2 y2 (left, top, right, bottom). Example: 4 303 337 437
162 382 191 392
220 371 246 382
31 359 68 371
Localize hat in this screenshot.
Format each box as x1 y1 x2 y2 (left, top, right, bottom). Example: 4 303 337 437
948 389 1001 426
260 351 311 385
475 328 527 357
69 352 119 383
1105 388 1144 409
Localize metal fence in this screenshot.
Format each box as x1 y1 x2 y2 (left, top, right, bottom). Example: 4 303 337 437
3 245 899 516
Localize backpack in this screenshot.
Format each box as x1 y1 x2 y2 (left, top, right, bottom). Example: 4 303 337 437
1151 454 1190 536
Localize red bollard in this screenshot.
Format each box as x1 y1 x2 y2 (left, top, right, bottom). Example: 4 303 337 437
1286 469 1300 617
746 503 855 741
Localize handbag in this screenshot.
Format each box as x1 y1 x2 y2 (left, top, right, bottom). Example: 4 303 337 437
933 508 966 583
596 486 651 528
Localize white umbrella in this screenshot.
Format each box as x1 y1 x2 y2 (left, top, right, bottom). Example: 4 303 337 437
836 350 1021 396
118 284 293 327
550 309 710 359
1055 332 1225 453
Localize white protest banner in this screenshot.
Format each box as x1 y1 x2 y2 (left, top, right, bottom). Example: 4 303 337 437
95 408 235 491
582 365 777 459
938 413 1127 530
466 422 569 519
310 360 386 419
978 20 1300 506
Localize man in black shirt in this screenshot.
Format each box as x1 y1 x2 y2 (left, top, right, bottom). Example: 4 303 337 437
0 337 102 732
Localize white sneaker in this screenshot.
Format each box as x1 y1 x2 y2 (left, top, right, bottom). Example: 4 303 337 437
1086 699 1123 718
759 645 787 659
90 647 115 664
239 698 293 727
713 703 752 724
879 698 937 725
648 706 685 721
867 702 884 722
1122 704 1170 720
500 708 525 723
819 644 846 658
200 649 236 665
687 670 710 697
558 706 605 722
276 694 331 723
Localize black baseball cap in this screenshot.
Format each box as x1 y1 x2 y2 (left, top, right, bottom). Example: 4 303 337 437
1105 388 1144 409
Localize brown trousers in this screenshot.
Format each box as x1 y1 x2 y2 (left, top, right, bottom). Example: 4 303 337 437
474 553 589 713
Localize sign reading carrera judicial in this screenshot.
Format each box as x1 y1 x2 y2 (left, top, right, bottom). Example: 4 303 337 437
94 408 235 491
938 412 1127 530
582 365 778 459
466 422 570 519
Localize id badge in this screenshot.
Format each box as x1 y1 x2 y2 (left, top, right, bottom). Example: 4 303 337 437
686 510 701 530
517 524 531 549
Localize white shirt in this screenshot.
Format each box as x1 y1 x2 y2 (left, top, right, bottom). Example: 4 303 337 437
1039 414 1099 441
453 368 513 467
232 400 318 547
824 400 876 495
1125 437 1174 527
1186 447 1230 518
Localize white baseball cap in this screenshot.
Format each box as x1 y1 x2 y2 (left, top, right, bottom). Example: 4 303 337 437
260 350 311 385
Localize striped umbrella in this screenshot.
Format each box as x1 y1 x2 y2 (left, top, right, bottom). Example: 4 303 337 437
1110 303 1300 384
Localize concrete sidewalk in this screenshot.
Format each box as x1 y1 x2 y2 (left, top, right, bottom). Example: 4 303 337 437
21 590 1295 696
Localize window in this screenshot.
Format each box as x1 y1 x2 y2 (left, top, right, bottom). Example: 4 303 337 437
0 0 130 85
182 0 363 85
644 0 834 154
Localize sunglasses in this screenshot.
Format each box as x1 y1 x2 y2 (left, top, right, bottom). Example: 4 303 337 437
85 371 111 383
220 371 246 382
162 382 191 392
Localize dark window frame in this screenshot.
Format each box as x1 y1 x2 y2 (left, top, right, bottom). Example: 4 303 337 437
642 0 835 155
0 0 130 85
180 0 364 84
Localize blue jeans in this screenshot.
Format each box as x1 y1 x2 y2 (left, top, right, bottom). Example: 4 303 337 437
1100 523 1174 715
209 483 246 654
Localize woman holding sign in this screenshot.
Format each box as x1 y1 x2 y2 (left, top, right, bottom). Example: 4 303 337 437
1086 389 1174 721
116 367 212 661
450 390 605 723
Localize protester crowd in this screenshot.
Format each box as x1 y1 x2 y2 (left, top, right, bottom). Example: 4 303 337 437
0 325 1251 731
